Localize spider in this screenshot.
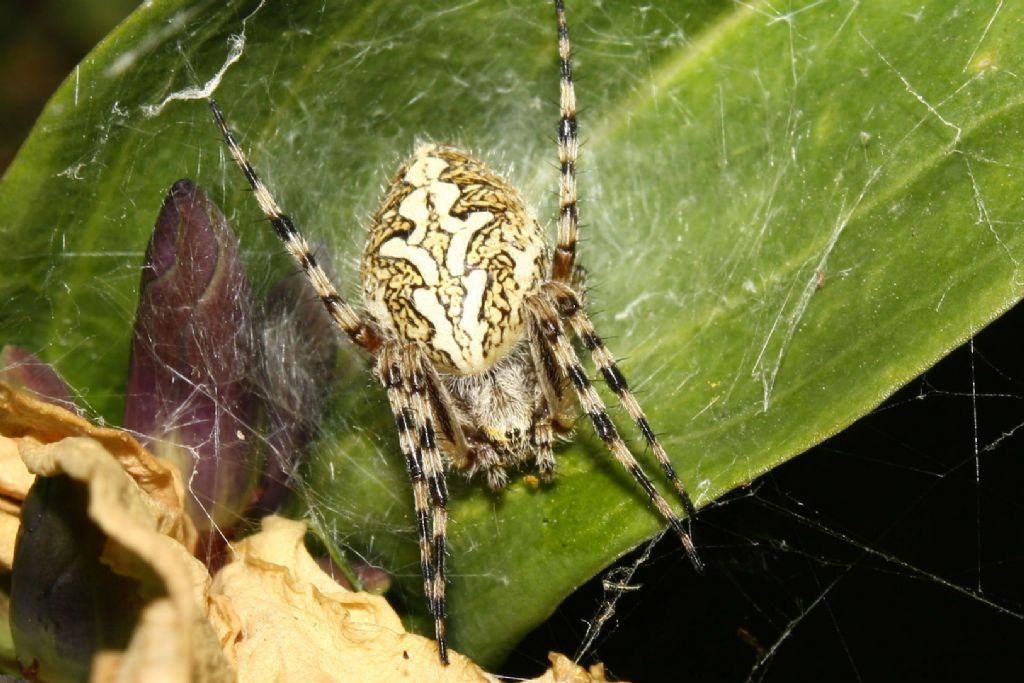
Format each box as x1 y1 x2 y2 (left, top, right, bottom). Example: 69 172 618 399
210 0 700 665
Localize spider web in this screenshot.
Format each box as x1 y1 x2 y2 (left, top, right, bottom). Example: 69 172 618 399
505 310 1024 680
3 1 1024 681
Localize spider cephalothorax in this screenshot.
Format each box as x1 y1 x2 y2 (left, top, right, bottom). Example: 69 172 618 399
210 0 700 665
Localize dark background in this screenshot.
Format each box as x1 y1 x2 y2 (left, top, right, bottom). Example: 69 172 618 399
0 0 137 171
507 306 1024 681
5 3 1022 682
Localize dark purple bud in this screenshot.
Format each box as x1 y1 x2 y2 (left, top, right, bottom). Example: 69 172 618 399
356 564 393 596
11 475 141 682
0 346 77 412
314 554 392 595
123 180 259 537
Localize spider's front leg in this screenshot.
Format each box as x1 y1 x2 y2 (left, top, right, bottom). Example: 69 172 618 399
377 342 451 664
210 99 383 355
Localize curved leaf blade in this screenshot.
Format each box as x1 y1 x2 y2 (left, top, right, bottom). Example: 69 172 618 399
2 0 1022 667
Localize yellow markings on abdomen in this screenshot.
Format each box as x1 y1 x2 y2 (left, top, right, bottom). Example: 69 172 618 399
362 145 547 376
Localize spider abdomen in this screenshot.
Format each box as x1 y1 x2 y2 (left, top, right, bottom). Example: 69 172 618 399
362 145 547 376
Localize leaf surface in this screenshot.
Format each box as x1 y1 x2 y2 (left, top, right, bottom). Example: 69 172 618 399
2 0 1023 666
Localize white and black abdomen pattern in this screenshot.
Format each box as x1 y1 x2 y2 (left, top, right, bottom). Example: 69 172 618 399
362 145 547 375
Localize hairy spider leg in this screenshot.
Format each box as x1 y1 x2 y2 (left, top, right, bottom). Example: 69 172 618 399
210 99 456 659
552 0 580 283
379 343 450 664
528 320 568 481
531 399 558 480
421 358 473 469
210 100 381 354
404 346 451 658
547 1 702 569
544 282 703 570
526 292 702 570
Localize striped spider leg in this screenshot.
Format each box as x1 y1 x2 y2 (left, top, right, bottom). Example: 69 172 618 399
547 0 701 556
525 284 702 565
210 103 454 661
209 0 700 665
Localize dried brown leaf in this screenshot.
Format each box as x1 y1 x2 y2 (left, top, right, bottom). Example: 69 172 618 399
1 382 620 682
209 516 497 683
1 382 229 682
525 653 624 683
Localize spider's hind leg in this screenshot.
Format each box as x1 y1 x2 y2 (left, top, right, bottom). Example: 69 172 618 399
560 286 699 521
526 286 703 571
531 400 556 482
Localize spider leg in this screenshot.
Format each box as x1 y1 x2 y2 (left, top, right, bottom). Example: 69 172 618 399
420 358 472 471
402 346 451 662
531 399 556 481
551 0 580 283
210 100 381 354
545 282 700 521
377 343 449 664
526 293 703 571
528 315 571 481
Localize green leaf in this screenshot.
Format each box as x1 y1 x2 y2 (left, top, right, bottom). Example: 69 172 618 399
2 0 1023 668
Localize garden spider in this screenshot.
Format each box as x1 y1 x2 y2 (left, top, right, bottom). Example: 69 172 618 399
211 0 700 665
